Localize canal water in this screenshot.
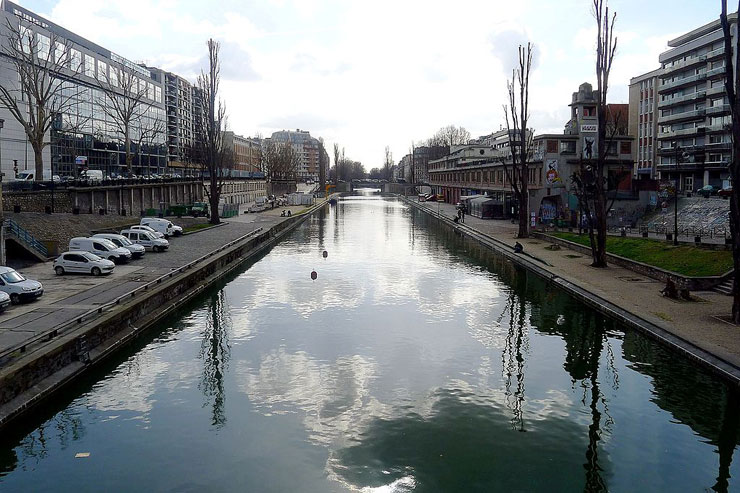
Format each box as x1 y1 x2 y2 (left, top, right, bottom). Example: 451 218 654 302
0 194 738 492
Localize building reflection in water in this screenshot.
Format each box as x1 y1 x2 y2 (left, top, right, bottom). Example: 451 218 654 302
198 289 232 429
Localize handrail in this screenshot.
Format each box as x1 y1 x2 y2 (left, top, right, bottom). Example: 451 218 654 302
5 219 49 257
0 226 265 364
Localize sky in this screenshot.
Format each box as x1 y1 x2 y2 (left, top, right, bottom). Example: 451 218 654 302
19 0 720 169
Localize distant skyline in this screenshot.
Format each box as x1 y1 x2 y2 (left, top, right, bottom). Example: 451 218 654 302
18 0 719 169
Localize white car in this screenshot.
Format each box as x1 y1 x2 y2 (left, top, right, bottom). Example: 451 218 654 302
69 237 132 264
129 224 165 239
92 233 146 258
0 266 43 304
54 251 115 276
120 229 169 252
0 291 10 312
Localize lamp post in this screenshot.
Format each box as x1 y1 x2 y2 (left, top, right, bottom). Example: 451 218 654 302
0 118 5 265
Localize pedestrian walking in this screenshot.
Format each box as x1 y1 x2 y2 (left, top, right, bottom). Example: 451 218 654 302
461 206 466 223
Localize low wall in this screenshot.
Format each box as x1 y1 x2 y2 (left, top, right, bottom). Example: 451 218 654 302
0 204 323 428
533 232 734 291
3 181 203 214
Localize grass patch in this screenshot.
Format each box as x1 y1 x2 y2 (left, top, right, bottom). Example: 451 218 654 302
654 312 673 322
183 223 213 233
551 232 733 277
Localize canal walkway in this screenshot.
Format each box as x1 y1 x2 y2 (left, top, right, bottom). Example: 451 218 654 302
409 197 740 380
0 201 318 365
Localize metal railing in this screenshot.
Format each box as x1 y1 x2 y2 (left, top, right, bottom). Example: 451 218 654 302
5 218 49 257
0 226 265 365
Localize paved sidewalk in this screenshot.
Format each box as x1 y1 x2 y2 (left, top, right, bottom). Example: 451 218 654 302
411 198 740 371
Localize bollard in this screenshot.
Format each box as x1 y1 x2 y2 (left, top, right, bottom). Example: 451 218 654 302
695 235 701 244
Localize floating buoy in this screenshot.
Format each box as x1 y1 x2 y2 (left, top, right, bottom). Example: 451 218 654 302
311 270 317 280
322 251 328 258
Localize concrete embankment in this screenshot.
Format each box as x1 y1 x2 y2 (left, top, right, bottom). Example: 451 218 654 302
0 201 327 430
401 196 740 386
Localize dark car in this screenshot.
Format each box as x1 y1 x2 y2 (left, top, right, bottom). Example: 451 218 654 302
696 185 718 198
719 186 733 198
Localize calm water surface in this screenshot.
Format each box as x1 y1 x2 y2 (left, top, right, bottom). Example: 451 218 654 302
0 194 738 492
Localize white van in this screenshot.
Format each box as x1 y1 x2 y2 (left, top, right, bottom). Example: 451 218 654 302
69 237 132 263
80 169 103 183
129 224 165 239
14 170 59 182
140 218 182 237
92 233 146 258
120 229 169 252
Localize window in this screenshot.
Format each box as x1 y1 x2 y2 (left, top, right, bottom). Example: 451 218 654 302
620 141 632 154
71 49 81 71
93 242 106 251
37 33 50 60
97 60 107 81
546 140 558 153
560 141 576 153
583 106 596 117
54 41 65 64
110 68 118 87
84 54 95 77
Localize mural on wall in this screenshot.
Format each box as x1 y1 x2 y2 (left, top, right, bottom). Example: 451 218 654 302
582 136 597 160
545 159 562 185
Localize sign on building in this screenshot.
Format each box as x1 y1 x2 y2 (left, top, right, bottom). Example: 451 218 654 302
580 124 598 133
545 159 562 185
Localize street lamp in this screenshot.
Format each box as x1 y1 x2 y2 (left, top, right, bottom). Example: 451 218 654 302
672 142 689 246
0 118 5 265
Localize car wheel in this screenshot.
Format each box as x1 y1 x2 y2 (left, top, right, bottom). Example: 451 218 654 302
10 293 20 304
55 266 65 276
91 267 102 276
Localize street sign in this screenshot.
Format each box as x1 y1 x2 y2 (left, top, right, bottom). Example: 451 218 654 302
75 156 87 165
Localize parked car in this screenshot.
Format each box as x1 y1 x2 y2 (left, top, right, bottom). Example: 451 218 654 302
120 229 169 252
140 217 182 237
92 233 146 258
69 237 132 263
54 251 115 276
129 224 165 239
0 291 10 312
696 185 718 197
191 202 209 217
719 186 733 198
79 169 104 183
0 266 43 304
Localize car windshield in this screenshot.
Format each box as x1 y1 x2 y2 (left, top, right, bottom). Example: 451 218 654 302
1 271 25 283
82 252 103 261
118 236 133 246
99 239 118 250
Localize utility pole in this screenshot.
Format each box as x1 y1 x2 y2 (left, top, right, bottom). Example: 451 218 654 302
673 143 688 246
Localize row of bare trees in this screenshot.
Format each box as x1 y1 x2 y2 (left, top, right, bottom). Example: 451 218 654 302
330 142 366 182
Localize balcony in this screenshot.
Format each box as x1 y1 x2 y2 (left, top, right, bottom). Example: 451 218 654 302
657 144 704 155
659 108 705 124
706 141 732 150
659 73 707 92
706 85 726 97
657 127 703 139
706 46 726 60
663 55 706 73
707 66 726 79
706 104 731 116
704 159 730 169
658 91 705 109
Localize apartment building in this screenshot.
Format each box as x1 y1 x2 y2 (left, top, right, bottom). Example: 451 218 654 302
270 129 321 182
0 1 167 179
629 68 661 179
223 131 262 175
656 13 735 192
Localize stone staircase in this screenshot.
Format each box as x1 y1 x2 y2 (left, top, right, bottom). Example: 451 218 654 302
714 276 734 296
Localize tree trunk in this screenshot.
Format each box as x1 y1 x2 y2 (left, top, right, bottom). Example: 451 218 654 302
33 142 44 181
593 188 608 267
517 190 529 238
208 174 220 225
125 134 133 174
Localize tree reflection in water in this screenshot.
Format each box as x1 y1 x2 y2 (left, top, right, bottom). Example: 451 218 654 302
198 289 232 429
501 287 529 433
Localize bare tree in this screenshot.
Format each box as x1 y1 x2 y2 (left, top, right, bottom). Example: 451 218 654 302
0 18 82 180
333 142 340 182
318 137 327 192
721 0 740 323
383 145 393 181
96 60 155 176
434 125 470 149
502 43 534 239
192 39 232 225
589 0 618 267
262 139 298 182
134 114 165 177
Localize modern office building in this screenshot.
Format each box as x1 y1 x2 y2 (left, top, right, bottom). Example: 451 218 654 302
629 68 661 180
0 1 167 179
656 13 735 191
